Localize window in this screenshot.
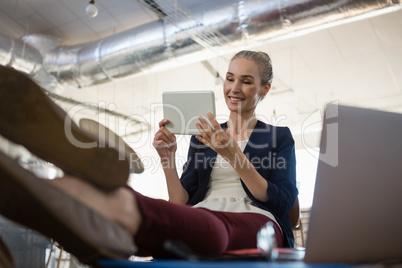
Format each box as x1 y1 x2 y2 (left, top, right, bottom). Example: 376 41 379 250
296 148 319 210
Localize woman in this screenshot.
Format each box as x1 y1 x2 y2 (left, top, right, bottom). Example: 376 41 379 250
0 51 297 265
153 50 297 250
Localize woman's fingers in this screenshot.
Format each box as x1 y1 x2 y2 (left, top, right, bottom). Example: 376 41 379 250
207 112 222 132
155 128 175 145
196 113 227 148
156 119 175 141
158 118 169 128
195 121 208 140
197 115 215 134
153 119 177 153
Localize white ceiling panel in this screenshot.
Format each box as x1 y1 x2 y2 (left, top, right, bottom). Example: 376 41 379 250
330 19 382 58
371 9 402 49
1 0 33 21
347 51 400 99
384 47 402 91
83 9 121 35
0 9 25 38
60 0 90 16
23 12 52 34
292 30 343 67
57 19 98 45
310 59 357 98
108 2 156 30
33 1 75 28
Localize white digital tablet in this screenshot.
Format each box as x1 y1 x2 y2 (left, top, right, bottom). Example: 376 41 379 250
162 90 216 135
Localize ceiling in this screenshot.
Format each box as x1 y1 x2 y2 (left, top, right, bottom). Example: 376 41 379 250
1 0 402 199
0 0 157 45
1 0 401 139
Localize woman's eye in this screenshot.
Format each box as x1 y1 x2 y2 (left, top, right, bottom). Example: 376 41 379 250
226 77 234 82
243 80 251 84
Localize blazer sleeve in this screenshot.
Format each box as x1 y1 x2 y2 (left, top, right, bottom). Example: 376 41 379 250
247 126 298 219
179 136 200 199
180 135 216 203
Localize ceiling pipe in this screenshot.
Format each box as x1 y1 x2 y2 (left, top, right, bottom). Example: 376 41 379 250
0 0 401 92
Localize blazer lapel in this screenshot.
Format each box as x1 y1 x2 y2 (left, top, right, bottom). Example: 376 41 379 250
244 120 271 157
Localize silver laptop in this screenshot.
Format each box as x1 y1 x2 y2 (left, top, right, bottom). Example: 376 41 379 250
304 104 402 263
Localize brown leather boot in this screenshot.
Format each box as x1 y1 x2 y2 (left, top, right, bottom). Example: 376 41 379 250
79 118 144 174
0 151 136 265
0 66 129 190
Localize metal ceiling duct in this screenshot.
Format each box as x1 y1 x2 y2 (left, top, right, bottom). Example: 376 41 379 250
0 0 401 92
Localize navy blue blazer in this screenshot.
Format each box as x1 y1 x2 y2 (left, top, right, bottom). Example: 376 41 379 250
180 120 298 247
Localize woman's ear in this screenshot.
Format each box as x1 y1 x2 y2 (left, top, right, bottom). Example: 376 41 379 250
260 83 271 99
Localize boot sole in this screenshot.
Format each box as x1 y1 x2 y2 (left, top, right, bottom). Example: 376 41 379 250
0 66 129 190
0 151 136 264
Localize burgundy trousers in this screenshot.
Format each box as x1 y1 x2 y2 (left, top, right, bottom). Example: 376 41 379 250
133 192 283 258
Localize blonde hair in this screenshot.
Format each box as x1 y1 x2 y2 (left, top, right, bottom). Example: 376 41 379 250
230 50 273 86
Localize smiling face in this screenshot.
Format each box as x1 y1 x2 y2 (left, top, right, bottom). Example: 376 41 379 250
224 58 271 116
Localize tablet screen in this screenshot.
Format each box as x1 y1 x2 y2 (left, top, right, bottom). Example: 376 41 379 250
162 91 216 135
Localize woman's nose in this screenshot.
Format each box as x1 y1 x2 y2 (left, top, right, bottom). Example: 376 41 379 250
231 81 241 93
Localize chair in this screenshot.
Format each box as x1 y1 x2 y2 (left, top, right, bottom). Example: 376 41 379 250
0 236 14 268
288 197 305 247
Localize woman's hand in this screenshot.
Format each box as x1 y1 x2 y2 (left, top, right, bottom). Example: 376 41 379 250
153 119 189 204
195 112 239 161
196 113 269 202
153 119 177 160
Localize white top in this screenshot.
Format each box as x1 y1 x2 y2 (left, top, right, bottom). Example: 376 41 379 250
193 140 281 231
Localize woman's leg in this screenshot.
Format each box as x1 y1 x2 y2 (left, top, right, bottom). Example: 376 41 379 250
1 156 281 262
50 176 228 257
0 152 136 265
133 192 283 258
50 176 283 258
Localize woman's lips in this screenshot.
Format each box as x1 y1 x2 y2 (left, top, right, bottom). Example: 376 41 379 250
228 96 244 103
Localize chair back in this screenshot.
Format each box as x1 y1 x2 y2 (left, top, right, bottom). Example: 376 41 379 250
288 197 301 229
